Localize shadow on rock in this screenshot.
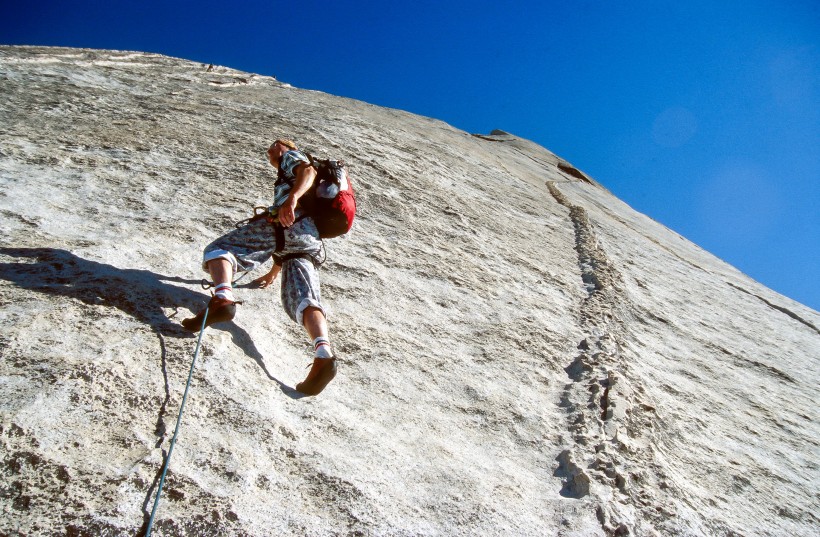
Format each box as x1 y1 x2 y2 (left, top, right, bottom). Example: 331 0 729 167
0 247 206 335
0 247 294 384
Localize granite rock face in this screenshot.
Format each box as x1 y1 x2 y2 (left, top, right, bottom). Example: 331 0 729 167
1 46 818 536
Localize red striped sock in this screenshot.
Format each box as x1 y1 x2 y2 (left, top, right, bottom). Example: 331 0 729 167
214 283 235 302
313 337 333 358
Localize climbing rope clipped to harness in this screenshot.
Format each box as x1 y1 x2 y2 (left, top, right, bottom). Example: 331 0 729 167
145 305 210 537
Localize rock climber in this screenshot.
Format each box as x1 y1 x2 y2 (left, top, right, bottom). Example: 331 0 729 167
181 139 337 396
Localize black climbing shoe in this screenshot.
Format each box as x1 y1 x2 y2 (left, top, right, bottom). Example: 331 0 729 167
181 296 237 332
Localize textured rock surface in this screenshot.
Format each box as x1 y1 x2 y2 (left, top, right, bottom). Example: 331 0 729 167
1 46 818 536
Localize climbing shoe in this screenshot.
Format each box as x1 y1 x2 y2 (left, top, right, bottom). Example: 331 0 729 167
181 296 237 332
296 357 337 396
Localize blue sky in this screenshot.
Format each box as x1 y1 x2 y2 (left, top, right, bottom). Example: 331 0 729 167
2 1 818 310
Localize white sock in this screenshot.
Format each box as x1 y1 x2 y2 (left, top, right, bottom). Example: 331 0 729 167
313 337 333 359
214 283 235 302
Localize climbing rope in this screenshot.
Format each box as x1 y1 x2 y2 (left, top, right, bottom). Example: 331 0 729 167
145 305 210 537
200 269 252 290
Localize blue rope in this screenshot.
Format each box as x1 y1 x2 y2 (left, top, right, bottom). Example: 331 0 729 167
146 305 209 537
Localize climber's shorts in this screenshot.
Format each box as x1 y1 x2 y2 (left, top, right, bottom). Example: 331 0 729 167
202 215 325 325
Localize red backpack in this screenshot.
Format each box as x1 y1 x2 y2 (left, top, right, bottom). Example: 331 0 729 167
303 155 357 239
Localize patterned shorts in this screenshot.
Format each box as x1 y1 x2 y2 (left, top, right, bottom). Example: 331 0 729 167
202 216 325 325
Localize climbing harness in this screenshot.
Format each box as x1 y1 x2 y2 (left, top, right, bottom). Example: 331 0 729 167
145 305 210 537
273 245 326 269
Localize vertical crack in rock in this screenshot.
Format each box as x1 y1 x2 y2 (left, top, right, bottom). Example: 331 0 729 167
153 329 171 445
548 181 661 535
139 329 172 533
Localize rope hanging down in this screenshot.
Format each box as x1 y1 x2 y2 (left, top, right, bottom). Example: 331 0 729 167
145 305 210 537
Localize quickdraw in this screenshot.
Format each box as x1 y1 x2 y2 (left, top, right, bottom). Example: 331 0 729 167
235 206 276 228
